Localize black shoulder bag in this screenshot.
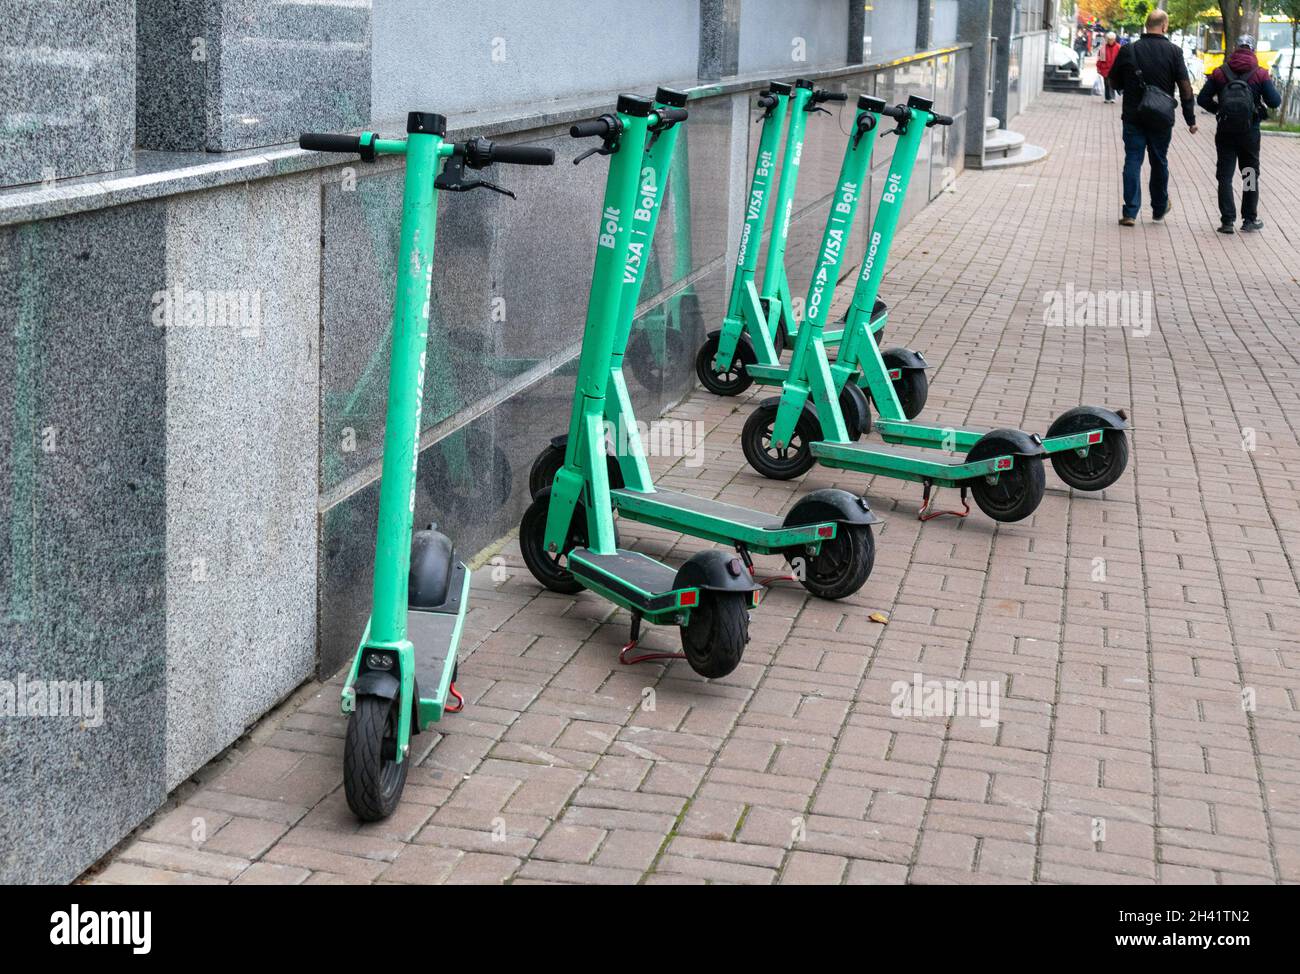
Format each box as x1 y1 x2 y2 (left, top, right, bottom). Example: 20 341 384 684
1134 60 1177 129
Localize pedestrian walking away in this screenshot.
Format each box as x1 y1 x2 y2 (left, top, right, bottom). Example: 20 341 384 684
1107 9 1198 225
1197 34 1282 234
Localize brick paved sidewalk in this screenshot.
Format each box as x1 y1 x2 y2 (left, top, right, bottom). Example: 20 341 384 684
92 93 1300 885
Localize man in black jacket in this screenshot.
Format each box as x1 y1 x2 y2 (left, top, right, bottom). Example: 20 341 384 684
1197 36 1283 233
1107 9 1198 225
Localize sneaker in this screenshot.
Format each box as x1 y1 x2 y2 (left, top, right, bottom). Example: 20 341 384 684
1152 207 1167 222
1217 222 1235 234
1242 219 1263 232
1118 216 1136 227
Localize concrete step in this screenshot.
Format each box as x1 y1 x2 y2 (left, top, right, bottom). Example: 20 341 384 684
981 142 1048 169
985 116 1001 134
984 128 1025 158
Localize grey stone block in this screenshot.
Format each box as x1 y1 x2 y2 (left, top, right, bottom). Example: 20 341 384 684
0 202 169 884
161 175 320 787
137 0 371 152
0 0 135 187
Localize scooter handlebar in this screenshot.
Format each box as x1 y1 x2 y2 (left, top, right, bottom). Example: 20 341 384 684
486 144 556 166
880 104 910 121
656 106 688 125
299 132 373 160
926 112 954 126
571 115 617 139
813 89 848 104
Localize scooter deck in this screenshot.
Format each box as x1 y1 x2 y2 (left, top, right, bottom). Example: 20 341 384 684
567 548 697 622
748 300 889 386
408 560 469 725
610 487 833 552
873 418 1105 456
810 439 1014 487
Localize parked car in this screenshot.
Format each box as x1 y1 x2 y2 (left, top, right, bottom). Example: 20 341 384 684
1047 42 1080 76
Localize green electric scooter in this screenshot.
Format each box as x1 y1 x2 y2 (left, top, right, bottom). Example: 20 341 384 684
735 96 1049 522
301 116 555 820
695 79 887 396
525 88 880 605
520 94 774 680
743 96 1129 520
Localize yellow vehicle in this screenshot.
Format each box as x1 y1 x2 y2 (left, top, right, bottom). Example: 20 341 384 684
1196 13 1289 76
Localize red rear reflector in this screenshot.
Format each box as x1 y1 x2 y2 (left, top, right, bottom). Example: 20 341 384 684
888 369 901 380
679 591 698 607
817 525 834 538
996 458 1012 470
1087 431 1102 444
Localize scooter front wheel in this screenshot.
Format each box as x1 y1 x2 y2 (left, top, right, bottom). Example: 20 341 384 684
520 488 593 594
790 523 875 600
1050 429 1129 491
741 401 819 480
695 333 755 396
968 456 1046 522
344 695 408 822
679 591 749 679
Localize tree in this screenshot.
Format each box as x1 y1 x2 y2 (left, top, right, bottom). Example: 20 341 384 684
1165 0 1205 31
1219 3 1263 42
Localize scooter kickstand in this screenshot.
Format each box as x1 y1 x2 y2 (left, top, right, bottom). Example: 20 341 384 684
918 482 971 522
619 612 685 666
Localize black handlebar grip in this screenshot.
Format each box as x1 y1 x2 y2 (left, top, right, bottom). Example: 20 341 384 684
815 90 848 103
490 144 556 166
756 92 777 109
656 107 688 125
299 133 362 153
927 112 954 126
570 117 613 138
881 105 910 120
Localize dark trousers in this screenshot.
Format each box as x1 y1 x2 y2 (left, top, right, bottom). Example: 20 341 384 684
1122 121 1172 218
1215 128 1261 223
1103 78 1114 101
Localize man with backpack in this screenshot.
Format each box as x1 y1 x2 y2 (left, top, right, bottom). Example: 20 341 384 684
1197 36 1282 233
1107 9 1198 226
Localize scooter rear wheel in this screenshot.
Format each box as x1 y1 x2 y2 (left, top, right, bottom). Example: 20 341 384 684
741 401 819 480
344 695 408 822
840 383 871 441
520 488 593 595
695 333 755 396
679 591 749 679
968 456 1046 522
791 523 875 600
1050 429 1129 492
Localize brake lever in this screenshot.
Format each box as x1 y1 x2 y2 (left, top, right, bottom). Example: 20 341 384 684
807 105 832 117
434 154 516 197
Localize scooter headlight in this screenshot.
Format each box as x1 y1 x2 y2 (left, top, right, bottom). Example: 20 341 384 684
364 651 395 671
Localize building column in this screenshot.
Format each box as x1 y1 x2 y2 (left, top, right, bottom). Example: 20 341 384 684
916 0 934 51
958 0 993 166
990 0 1016 128
698 0 741 81
847 0 865 63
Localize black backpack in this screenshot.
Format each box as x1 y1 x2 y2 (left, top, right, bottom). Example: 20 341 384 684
1217 64 1255 134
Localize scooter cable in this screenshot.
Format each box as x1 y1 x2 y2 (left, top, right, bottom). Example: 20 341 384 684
446 684 465 713
918 485 971 522
618 638 685 666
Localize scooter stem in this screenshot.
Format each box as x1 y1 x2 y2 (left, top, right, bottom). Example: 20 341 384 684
369 112 446 643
